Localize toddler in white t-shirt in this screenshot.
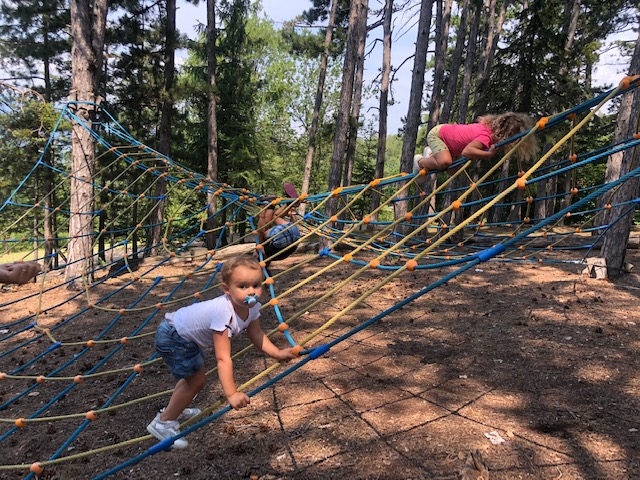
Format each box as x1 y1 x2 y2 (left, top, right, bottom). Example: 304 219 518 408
147 255 296 449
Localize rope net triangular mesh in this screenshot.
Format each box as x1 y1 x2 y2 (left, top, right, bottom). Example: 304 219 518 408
0 76 639 477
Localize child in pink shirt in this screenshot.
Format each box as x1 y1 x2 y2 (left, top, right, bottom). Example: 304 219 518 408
414 112 537 173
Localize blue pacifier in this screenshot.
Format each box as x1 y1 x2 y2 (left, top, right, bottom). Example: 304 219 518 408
243 294 259 307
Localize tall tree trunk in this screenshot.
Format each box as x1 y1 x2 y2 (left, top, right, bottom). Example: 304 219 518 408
601 29 640 277
326 0 364 220
300 0 338 216
370 0 393 223
457 0 479 122
205 0 219 248
146 0 176 257
395 0 433 225
426 0 452 131
473 0 507 114
343 0 369 188
440 0 469 124
65 0 108 286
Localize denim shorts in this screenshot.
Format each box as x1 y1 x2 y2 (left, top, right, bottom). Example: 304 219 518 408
155 319 205 379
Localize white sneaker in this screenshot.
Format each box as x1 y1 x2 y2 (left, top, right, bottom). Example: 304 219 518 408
160 407 201 421
413 154 423 174
147 413 189 449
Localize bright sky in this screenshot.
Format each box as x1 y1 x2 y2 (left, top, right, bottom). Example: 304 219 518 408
177 0 636 133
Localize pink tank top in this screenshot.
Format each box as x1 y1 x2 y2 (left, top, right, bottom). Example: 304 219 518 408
439 123 493 158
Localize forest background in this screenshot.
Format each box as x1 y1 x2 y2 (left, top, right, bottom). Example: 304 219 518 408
0 0 638 282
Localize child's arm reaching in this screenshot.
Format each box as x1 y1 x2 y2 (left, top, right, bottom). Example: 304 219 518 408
461 141 497 160
212 330 250 409
246 321 297 362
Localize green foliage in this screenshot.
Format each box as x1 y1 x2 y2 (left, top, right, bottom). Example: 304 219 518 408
0 0 70 101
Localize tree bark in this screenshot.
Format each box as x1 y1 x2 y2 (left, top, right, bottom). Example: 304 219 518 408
300 0 338 216
457 0 479 122
65 0 108 286
600 27 640 277
395 0 433 226
146 0 176 256
473 0 508 114
370 0 393 223
440 0 469 124
343 0 369 188
205 0 219 248
426 0 452 131
326 0 364 220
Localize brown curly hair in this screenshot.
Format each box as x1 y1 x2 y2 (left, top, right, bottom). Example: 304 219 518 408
477 112 538 161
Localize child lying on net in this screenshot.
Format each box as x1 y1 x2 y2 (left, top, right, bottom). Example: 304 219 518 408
413 112 537 174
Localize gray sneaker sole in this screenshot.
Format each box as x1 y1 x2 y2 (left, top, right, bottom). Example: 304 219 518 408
147 424 189 449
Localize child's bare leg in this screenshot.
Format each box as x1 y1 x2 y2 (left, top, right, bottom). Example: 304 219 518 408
160 367 206 421
257 209 276 243
417 151 453 171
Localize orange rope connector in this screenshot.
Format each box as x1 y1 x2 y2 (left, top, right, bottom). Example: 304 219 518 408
519 245 525 251
537 117 549 129
405 212 413 221
15 418 26 428
330 215 338 223
269 298 279 306
526 196 534 204
363 216 370 224
369 259 380 269
292 345 303 357
575 227 582 233
30 463 44 475
343 254 353 262
605 203 612 209
547 245 553 251
524 217 531 224
85 411 97 421
619 75 636 89
86 340 95 347
633 132 640 140
419 191 427 198
194 292 202 299
278 323 289 332
571 187 578 195
133 364 144 373
155 303 164 310
565 212 571 218
406 259 418 271
265 277 274 285
332 187 343 197
569 154 577 163
369 178 380 187
452 200 462 211
299 193 309 201
567 113 577 120
259 261 267 268
120 337 129 345
255 244 264 251
74 375 84 384
516 178 527 190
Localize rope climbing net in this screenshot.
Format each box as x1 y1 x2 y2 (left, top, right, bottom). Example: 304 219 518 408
0 76 638 478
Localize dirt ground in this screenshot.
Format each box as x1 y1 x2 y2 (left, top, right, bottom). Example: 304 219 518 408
0 247 639 480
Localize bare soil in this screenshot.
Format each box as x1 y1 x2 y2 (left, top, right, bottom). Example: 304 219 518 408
1 248 639 480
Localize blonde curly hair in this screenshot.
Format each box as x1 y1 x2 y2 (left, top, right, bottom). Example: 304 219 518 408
477 112 537 161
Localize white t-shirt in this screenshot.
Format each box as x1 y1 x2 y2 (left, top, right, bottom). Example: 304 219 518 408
165 294 261 350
